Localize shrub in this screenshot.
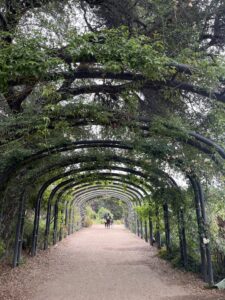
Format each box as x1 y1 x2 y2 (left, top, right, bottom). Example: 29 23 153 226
83 216 93 227
114 220 123 224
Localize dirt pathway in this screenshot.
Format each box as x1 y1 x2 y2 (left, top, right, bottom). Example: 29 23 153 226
0 225 224 300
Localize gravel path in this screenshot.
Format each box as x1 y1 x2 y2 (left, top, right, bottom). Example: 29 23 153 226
0 225 224 300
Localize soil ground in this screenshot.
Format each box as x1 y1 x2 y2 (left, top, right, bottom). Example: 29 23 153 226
0 225 224 300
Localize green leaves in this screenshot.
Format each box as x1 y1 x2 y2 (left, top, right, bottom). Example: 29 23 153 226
65 27 170 80
0 32 62 92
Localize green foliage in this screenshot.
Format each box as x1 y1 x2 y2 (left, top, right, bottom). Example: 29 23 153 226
0 32 61 92
83 217 93 227
97 207 113 220
83 206 96 227
85 205 96 219
23 216 34 251
91 198 124 220
66 27 171 80
135 203 151 221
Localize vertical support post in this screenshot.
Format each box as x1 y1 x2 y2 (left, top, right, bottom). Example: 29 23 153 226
156 204 161 249
31 183 48 257
144 220 148 242
189 176 207 282
44 202 51 250
65 202 68 237
137 218 140 236
59 208 64 241
17 203 25 264
53 202 58 245
68 205 72 235
163 202 171 252
140 220 143 239
178 207 188 268
71 207 75 233
149 212 154 246
196 179 214 285
13 192 25 267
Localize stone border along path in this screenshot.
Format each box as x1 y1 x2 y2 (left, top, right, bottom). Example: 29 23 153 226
0 225 224 300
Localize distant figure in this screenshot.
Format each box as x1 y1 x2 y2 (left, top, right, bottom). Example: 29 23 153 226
104 213 111 228
110 218 113 227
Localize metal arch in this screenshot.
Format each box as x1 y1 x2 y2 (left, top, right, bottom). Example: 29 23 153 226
77 192 134 212
2 127 224 190
9 150 171 240
50 190 136 244
6 135 225 256
13 152 180 200
15 150 177 247
70 184 145 208
70 186 141 225
59 185 141 227
40 169 153 250
30 153 173 240
31 162 158 249
71 186 142 212
73 189 137 205
43 177 145 247
10 141 218 241
71 184 143 201
43 174 150 246
73 188 139 205
71 186 137 207
73 189 137 221
29 164 154 257
45 171 151 208
70 180 148 198
46 172 150 209
78 193 135 224
76 191 135 220
40 161 174 221
47 187 139 248
44 173 151 236
65 176 149 197
29 156 175 255
15 153 179 264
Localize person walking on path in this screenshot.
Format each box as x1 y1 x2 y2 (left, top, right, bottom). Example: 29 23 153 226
104 213 111 228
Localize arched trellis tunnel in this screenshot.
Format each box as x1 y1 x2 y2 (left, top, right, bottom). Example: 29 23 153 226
7 138 224 287
0 2 225 292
